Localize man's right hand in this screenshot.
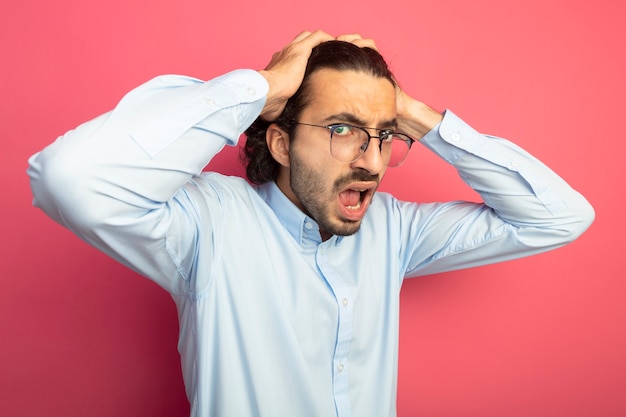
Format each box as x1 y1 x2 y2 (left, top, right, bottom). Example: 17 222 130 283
258 30 333 121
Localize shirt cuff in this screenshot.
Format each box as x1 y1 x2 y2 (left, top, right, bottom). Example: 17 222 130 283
419 109 483 164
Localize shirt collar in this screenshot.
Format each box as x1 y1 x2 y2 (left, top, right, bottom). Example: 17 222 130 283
257 181 323 246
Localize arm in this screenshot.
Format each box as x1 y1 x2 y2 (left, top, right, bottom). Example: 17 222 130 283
28 70 269 292
397 96 595 276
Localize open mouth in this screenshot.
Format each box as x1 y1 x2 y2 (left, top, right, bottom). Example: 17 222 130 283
337 183 377 220
339 188 368 210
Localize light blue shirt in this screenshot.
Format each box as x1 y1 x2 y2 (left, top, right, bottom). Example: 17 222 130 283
28 69 594 417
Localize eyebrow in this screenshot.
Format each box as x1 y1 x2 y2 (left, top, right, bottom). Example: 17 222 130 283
321 112 397 130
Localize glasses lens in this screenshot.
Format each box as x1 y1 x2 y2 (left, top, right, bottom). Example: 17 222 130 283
329 125 368 163
329 125 413 167
385 135 412 167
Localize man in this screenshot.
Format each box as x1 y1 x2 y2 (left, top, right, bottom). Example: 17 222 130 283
28 31 594 416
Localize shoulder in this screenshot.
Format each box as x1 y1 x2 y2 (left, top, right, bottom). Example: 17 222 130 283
370 191 415 215
190 172 258 202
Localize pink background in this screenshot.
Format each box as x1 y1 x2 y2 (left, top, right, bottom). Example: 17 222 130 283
2 0 624 416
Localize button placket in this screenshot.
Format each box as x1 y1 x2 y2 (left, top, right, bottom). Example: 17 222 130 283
315 243 354 416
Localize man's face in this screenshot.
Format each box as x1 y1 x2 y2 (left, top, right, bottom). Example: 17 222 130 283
277 68 397 240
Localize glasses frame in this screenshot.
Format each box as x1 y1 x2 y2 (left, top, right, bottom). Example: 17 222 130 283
295 122 416 167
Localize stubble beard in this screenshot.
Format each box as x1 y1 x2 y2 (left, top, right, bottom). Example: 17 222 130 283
289 150 379 239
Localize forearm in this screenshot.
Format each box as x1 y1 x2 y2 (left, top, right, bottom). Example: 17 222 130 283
399 111 594 278
28 70 267 228
420 110 594 238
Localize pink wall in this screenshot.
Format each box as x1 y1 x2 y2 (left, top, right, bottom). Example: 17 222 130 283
2 0 624 416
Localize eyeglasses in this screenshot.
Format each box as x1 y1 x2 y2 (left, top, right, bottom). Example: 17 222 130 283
295 122 416 167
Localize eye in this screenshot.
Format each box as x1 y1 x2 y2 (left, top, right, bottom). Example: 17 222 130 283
379 130 395 142
331 124 354 136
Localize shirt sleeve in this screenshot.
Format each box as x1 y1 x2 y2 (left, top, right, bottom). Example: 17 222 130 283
27 69 269 293
401 110 595 277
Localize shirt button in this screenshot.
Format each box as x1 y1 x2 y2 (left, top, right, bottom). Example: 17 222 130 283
338 363 344 373
342 298 349 307
247 87 256 96
206 99 215 106
450 132 461 141
304 222 313 230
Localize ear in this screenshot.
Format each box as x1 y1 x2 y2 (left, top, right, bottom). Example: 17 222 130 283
266 123 291 167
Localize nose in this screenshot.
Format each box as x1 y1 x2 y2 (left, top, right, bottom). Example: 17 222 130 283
351 137 385 175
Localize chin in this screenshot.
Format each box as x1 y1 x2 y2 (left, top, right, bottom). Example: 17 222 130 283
326 219 362 237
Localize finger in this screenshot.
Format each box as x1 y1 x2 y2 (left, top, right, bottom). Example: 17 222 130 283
336 33 363 42
336 34 378 50
296 29 334 47
292 30 313 43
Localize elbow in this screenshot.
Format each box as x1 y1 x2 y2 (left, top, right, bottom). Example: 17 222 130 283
518 196 595 250
28 146 96 229
551 197 595 246
565 198 595 242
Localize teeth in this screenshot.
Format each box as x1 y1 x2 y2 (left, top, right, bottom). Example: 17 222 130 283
346 201 362 210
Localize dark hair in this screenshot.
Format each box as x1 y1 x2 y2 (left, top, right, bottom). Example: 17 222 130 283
241 40 396 184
